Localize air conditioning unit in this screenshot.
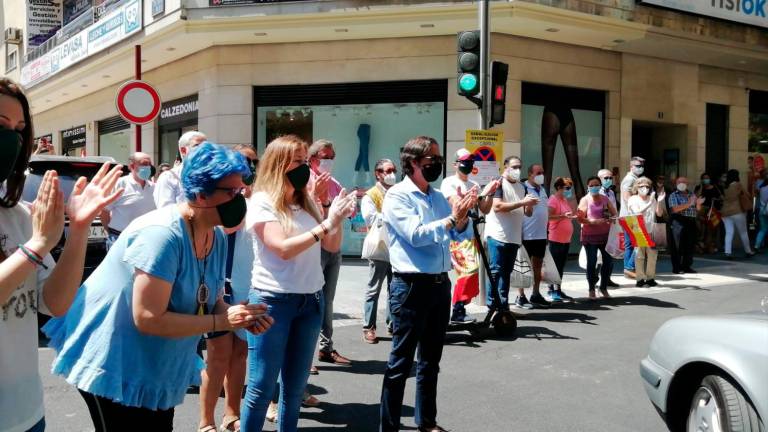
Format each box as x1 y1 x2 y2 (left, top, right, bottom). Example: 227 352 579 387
4 28 22 44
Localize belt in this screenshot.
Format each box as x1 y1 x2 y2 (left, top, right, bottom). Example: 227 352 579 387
106 227 122 236
393 272 448 284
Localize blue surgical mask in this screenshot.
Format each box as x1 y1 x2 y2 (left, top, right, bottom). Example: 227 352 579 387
563 189 574 199
589 186 601 195
137 165 152 181
702 178 711 185
601 178 613 188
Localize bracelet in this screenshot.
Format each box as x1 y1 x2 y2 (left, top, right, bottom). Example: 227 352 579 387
311 229 321 242
17 244 48 269
322 201 332 208
319 222 329 235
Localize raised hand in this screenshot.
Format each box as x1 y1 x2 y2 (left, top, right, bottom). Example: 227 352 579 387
481 179 500 197
327 188 356 227
313 172 331 204
66 163 124 229
29 170 66 254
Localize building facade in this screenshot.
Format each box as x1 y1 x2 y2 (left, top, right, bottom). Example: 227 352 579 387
2 0 767 253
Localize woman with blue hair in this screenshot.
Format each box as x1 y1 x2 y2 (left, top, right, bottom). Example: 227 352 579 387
44 142 274 430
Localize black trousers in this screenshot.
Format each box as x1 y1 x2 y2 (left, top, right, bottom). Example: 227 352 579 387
79 390 174 431
669 215 697 272
380 273 451 432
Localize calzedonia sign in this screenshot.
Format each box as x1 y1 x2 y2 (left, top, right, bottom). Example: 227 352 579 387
640 0 767 28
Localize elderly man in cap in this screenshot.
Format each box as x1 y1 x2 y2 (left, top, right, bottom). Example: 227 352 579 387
439 148 499 323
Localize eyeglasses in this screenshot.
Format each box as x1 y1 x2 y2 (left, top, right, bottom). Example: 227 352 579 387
377 168 397 174
509 165 522 170
602 176 613 180
564 187 572 190
247 158 259 168
215 187 246 197
421 155 445 165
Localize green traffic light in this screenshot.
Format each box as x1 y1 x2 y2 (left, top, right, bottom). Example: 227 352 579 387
459 74 478 93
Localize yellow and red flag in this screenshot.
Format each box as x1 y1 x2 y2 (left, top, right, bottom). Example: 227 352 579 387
707 207 722 228
449 239 480 304
618 215 656 248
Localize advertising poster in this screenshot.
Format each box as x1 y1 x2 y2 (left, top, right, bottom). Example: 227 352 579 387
26 0 63 47
465 129 503 186
34 134 54 154
63 0 91 26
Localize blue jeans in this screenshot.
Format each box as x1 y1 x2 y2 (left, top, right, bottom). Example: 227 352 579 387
26 417 45 432
240 289 323 432
486 237 519 310
380 274 451 432
319 249 342 353
584 243 613 289
623 231 635 271
756 213 768 249
364 260 393 330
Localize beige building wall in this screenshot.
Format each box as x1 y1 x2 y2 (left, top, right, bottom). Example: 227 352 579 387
1 0 26 83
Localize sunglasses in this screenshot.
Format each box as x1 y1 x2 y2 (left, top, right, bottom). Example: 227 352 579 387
564 187 572 190
215 186 246 198
602 176 613 180
421 155 445 165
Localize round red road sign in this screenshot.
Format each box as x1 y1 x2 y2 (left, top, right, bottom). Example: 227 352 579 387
115 80 161 125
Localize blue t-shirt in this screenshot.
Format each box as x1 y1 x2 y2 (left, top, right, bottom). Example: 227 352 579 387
43 205 226 410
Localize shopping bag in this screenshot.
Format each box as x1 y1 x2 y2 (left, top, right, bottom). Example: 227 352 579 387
450 239 480 304
652 222 667 249
510 246 533 288
361 220 389 261
541 248 561 285
578 245 602 270
604 222 624 259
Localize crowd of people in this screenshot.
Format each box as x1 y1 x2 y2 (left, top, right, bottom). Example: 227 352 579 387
2 75 768 432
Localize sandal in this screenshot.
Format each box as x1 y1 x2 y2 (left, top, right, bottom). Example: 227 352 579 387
219 415 240 432
199 426 216 432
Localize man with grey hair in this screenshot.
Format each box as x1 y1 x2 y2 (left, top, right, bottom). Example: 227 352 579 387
101 152 156 248
153 130 207 208
619 156 646 279
308 139 351 367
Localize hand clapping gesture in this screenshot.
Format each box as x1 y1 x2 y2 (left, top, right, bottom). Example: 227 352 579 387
29 170 66 254
67 163 124 229
327 188 357 227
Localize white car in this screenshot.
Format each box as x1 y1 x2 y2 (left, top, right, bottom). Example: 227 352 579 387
640 311 768 431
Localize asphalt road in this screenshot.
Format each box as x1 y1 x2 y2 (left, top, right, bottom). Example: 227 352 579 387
38 271 768 431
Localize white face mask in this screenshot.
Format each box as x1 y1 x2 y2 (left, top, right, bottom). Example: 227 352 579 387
507 168 521 181
638 187 650 196
533 174 545 185
677 183 688 192
382 172 396 186
318 159 334 174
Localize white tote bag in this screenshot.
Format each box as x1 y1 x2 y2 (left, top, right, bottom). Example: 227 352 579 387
510 246 534 288
361 220 389 262
604 221 624 259
541 248 562 285
578 246 602 270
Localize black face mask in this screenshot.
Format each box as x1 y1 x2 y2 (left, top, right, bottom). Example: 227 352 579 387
216 194 247 228
0 128 22 184
457 161 474 175
422 163 443 183
286 163 310 190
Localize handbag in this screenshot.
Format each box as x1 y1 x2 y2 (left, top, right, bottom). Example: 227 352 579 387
604 221 625 259
578 245 602 270
510 246 533 288
361 219 389 261
541 248 561 285
652 222 667 249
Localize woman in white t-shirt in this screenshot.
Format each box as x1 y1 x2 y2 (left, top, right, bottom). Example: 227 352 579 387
240 135 355 432
0 78 124 432
627 177 665 288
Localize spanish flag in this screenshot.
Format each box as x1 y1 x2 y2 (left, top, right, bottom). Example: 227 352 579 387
618 215 656 248
449 239 480 304
707 207 722 228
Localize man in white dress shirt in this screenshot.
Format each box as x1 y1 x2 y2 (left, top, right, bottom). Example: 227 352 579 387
153 130 207 208
100 152 156 248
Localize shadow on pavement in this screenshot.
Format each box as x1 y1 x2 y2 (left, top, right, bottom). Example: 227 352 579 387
300 402 415 432
315 359 389 376
520 311 599 325
600 296 683 309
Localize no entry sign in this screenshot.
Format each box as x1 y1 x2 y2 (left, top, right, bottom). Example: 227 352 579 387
115 80 161 124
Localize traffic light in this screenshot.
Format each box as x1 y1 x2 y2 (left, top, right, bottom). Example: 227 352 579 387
489 61 509 126
457 30 480 99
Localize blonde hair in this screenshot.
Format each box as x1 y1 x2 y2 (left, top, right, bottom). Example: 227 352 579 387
254 135 322 230
632 176 653 194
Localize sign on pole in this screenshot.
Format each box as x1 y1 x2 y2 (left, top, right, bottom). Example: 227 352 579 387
465 129 503 186
115 80 161 125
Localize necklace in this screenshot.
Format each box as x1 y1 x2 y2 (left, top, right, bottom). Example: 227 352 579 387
188 212 211 316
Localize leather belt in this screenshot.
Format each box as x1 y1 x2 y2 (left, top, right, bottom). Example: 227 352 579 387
393 272 448 284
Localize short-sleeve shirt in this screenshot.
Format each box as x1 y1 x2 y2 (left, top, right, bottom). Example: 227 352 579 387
230 227 255 341
522 181 549 241
153 165 185 208
619 172 637 216
485 179 525 245
43 205 226 411
627 195 658 232
106 175 156 231
0 204 55 432
548 195 574 244
668 191 698 218
440 175 479 201
245 192 323 294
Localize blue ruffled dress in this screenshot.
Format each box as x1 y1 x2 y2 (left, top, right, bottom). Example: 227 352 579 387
43 206 225 411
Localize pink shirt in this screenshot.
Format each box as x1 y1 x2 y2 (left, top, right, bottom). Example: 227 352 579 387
547 195 574 243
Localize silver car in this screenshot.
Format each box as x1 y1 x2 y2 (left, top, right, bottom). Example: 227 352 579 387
640 311 768 432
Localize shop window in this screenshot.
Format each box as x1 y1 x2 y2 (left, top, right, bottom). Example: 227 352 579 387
98 116 131 163
5 46 18 73
254 80 447 255
749 90 768 154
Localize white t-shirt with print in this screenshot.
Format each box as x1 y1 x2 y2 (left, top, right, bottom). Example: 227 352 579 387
485 180 525 245
440 175 479 200
0 204 55 432
245 192 324 294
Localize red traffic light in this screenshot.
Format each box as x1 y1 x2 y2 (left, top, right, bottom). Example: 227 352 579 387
494 85 504 102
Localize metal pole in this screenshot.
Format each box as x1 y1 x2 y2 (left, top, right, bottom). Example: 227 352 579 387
479 0 490 130
135 45 142 152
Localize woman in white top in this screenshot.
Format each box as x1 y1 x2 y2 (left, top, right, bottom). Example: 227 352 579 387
627 177 665 287
0 78 124 432
240 135 355 432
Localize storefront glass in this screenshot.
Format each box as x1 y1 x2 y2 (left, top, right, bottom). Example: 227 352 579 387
256 101 445 255
99 128 131 163
158 95 199 165
749 90 768 154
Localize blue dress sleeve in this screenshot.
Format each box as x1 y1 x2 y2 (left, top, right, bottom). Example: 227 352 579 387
122 225 181 283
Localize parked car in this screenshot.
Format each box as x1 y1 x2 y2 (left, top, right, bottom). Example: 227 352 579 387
640 311 768 432
21 155 126 328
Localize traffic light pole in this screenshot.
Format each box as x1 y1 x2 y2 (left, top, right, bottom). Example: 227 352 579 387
479 0 490 130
